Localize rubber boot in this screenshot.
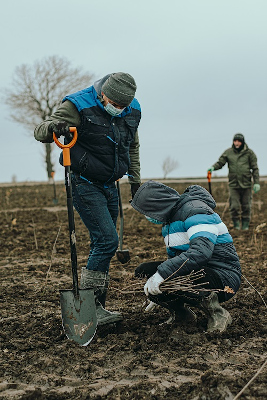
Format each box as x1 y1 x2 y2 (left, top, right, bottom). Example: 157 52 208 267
201 292 232 333
241 218 250 231
232 219 240 230
149 294 196 324
80 268 123 326
170 302 197 323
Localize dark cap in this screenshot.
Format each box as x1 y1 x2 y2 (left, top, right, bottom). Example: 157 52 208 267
102 72 137 107
233 133 245 143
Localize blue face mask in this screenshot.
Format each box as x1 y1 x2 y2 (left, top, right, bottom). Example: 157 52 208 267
145 216 163 224
104 102 125 116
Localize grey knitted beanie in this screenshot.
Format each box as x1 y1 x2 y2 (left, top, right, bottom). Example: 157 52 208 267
102 72 137 106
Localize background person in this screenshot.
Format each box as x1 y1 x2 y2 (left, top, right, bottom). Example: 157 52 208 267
34 72 141 325
207 133 260 230
131 180 241 333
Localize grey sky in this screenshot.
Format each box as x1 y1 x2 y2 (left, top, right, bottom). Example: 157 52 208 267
1 0 267 182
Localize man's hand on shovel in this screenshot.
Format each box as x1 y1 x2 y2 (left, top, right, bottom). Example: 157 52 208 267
49 120 73 141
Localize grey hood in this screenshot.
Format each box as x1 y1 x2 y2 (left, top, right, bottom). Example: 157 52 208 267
131 181 216 223
177 184 216 210
131 180 180 223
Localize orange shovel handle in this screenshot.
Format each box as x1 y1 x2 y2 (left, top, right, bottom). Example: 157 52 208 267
53 127 78 166
207 170 212 195
207 170 212 183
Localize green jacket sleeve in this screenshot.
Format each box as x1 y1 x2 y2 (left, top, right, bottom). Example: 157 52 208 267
34 101 81 143
213 150 229 171
249 150 260 184
128 129 141 184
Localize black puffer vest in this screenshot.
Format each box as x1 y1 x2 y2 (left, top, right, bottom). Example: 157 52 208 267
62 81 141 183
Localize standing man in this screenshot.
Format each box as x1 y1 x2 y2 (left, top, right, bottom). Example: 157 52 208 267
34 72 141 325
207 133 260 230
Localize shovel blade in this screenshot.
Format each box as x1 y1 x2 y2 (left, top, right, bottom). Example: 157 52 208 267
116 249 131 264
60 288 97 346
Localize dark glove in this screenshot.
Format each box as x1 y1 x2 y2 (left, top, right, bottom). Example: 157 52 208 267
131 183 140 199
48 120 71 138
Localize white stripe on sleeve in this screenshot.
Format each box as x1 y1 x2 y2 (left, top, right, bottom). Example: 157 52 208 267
187 224 219 239
164 232 189 247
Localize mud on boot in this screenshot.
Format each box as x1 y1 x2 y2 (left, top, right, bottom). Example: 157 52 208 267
160 305 197 325
201 292 232 333
173 304 197 323
149 294 197 325
80 268 123 326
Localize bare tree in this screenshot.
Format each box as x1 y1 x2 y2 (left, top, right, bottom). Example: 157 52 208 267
162 156 178 179
2 55 94 179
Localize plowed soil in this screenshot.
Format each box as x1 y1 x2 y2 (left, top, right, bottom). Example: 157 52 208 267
0 179 266 400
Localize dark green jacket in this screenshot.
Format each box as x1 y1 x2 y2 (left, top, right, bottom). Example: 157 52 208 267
212 144 259 188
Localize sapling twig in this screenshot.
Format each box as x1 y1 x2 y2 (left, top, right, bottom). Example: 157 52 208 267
162 258 190 282
44 224 62 287
32 218 38 250
117 267 234 296
233 358 267 400
160 269 234 295
242 273 267 309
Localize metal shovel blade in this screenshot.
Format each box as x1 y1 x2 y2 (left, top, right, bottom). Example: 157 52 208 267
116 249 131 264
60 288 97 346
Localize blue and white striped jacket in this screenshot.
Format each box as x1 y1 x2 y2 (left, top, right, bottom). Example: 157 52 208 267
162 213 233 256
131 180 241 295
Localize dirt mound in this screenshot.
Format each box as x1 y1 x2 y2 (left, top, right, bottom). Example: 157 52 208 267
0 181 266 399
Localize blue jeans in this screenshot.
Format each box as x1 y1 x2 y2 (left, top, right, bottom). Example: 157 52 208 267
71 174 119 273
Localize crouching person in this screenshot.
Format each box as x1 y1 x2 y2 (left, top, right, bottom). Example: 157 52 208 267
131 180 241 333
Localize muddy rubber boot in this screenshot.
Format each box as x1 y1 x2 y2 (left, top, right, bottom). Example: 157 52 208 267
232 219 240 230
201 292 232 333
241 218 250 231
149 294 197 324
160 304 197 325
80 268 123 326
173 304 197 323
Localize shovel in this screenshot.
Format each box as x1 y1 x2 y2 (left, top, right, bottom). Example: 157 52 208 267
116 180 130 264
50 171 58 205
207 170 212 195
53 128 97 346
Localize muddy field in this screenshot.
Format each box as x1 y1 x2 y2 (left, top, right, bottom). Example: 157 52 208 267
0 179 266 400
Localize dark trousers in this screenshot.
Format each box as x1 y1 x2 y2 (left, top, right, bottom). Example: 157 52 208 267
229 187 252 220
135 261 226 303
